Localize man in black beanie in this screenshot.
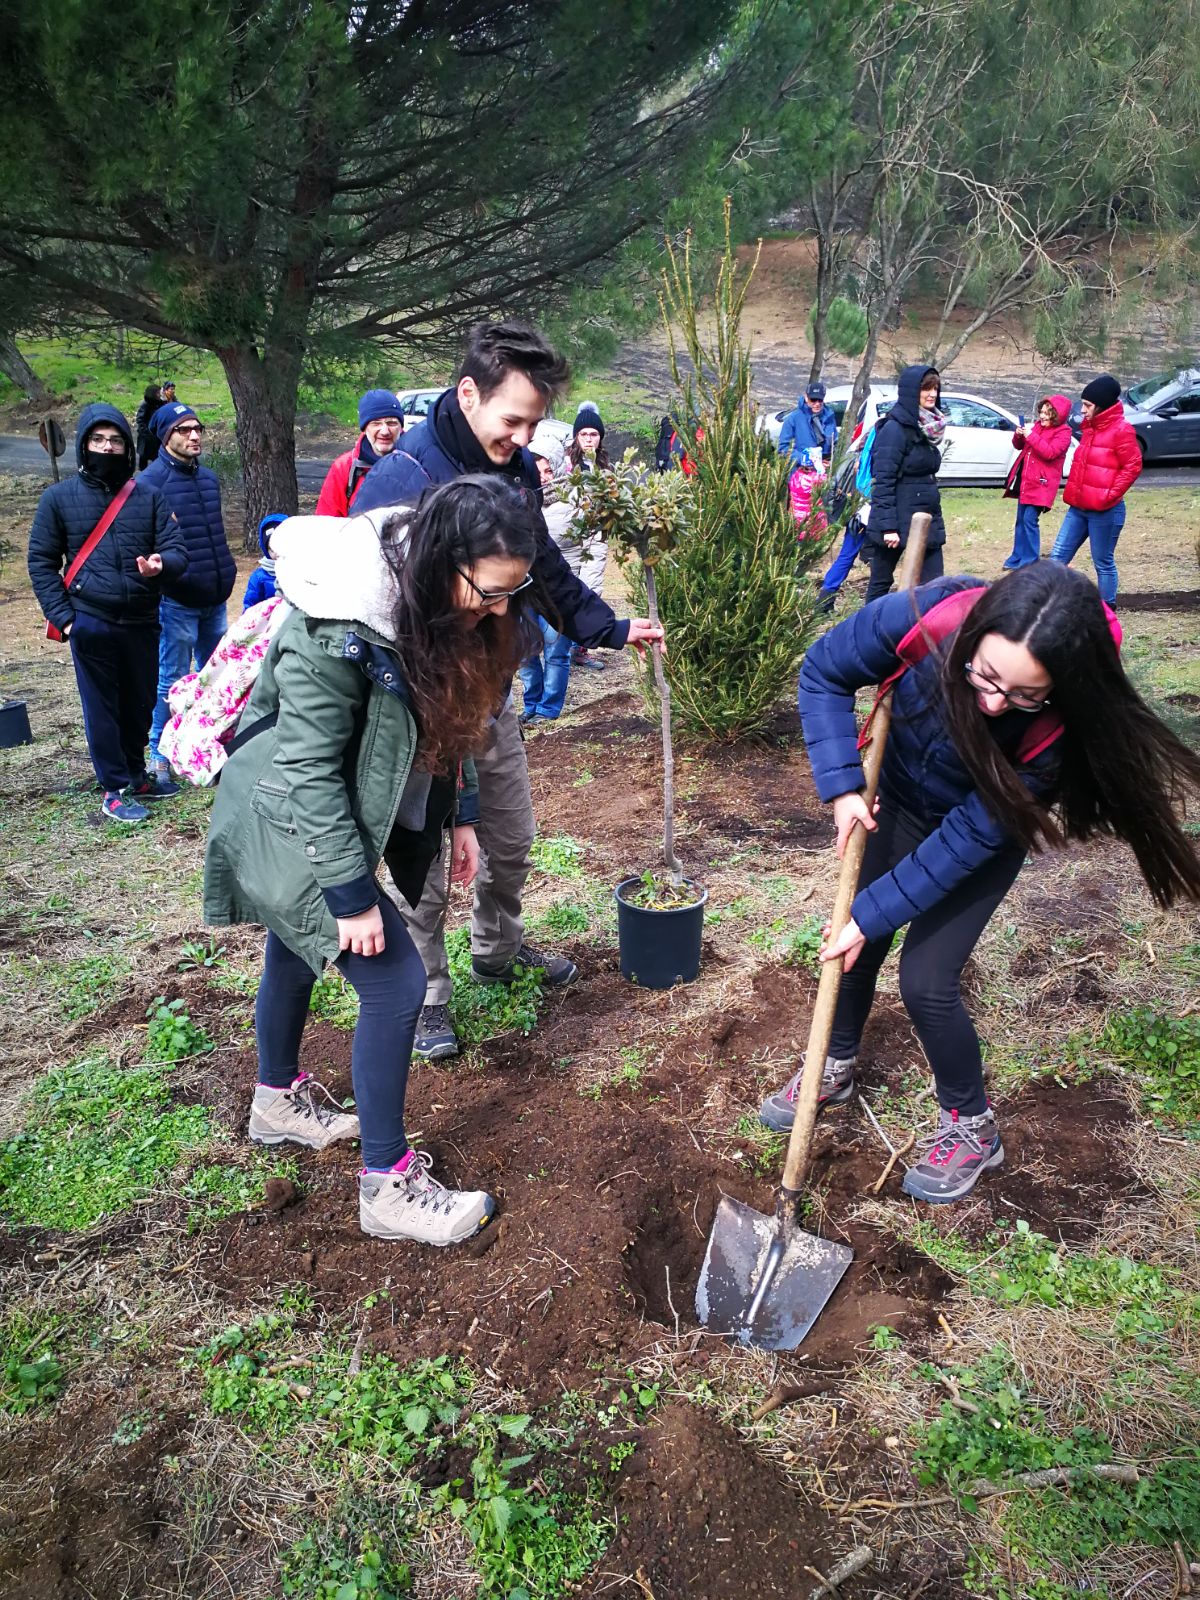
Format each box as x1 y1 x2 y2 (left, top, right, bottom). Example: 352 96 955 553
1049 374 1141 604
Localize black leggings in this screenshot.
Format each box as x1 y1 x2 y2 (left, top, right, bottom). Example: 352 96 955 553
864 542 944 605
254 894 425 1169
829 799 1024 1114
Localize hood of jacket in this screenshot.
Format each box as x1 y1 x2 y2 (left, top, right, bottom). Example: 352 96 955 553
272 510 403 641
1041 394 1071 427
74 403 135 473
891 365 941 428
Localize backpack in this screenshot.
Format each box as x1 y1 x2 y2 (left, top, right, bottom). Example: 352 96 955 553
857 584 1123 764
157 593 293 785
855 423 878 497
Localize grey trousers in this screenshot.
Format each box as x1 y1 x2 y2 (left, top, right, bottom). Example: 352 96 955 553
398 701 535 1005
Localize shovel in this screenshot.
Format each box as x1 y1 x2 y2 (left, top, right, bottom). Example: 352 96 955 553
696 514 933 1350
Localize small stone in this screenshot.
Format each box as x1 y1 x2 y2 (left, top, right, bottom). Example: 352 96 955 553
263 1178 299 1213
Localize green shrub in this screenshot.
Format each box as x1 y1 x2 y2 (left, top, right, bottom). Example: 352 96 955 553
1102 1008 1200 1124
145 996 213 1062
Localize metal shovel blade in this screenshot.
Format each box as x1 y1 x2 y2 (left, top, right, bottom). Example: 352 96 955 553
695 1194 853 1351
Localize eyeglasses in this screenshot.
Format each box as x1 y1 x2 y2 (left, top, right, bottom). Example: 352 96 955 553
454 567 533 606
87 434 125 451
173 424 204 436
964 662 1050 712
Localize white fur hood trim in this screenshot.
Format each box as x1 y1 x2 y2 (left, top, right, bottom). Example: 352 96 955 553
271 510 407 641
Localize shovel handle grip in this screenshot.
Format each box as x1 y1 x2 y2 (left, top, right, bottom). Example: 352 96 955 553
780 513 932 1196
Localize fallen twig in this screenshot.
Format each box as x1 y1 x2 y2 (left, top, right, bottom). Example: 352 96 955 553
870 1130 915 1195
936 1312 959 1347
750 1380 830 1422
843 1460 1141 1512
805 1546 875 1598
1173 1542 1192 1595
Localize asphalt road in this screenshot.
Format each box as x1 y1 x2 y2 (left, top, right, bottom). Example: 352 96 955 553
3 432 1200 490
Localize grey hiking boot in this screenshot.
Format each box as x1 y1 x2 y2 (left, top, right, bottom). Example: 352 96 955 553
248 1073 360 1150
412 1003 458 1061
759 1053 857 1132
472 941 578 988
901 1106 1004 1204
359 1151 496 1246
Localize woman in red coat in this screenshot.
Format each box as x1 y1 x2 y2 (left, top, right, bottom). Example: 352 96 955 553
1002 394 1072 569
1049 375 1142 603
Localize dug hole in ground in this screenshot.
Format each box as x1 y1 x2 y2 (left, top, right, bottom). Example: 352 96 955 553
1 471 1198 1599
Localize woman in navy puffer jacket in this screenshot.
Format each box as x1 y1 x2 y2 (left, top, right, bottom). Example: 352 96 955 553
760 562 1200 1204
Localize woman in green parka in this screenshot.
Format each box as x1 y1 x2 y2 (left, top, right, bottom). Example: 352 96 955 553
204 476 538 1246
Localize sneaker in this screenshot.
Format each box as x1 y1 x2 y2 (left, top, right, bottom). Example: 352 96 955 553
102 790 150 824
412 1003 458 1061
901 1107 1004 1204
759 1052 857 1132
129 771 180 801
572 648 606 672
248 1073 360 1150
359 1151 495 1245
518 708 540 727
472 941 578 987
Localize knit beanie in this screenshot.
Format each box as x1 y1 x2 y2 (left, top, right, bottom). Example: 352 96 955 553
358 389 402 430
153 402 201 441
573 401 605 439
1080 375 1121 412
806 382 827 402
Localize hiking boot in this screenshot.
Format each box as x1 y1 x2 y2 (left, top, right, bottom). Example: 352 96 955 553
901 1106 1003 1204
572 648 606 672
248 1073 360 1150
412 1003 458 1061
102 790 150 824
759 1052 857 1132
129 771 180 801
359 1151 495 1246
472 941 578 987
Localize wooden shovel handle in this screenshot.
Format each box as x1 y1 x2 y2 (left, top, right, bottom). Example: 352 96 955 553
780 513 932 1195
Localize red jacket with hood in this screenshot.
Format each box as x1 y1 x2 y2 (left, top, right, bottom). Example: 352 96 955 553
1010 394 1072 509
1063 401 1142 513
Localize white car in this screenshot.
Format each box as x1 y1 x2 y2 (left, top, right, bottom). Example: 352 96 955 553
761 384 1075 486
396 387 445 425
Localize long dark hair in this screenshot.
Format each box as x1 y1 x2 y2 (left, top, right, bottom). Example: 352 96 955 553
380 476 538 773
940 563 1200 906
567 437 610 471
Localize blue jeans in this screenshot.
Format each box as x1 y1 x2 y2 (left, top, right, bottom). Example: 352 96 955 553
820 524 866 596
150 597 228 761
1049 502 1125 603
518 615 573 719
1004 503 1044 568
255 896 424 1170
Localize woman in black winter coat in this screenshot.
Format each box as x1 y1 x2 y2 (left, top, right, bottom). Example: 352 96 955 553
865 364 947 602
134 384 163 470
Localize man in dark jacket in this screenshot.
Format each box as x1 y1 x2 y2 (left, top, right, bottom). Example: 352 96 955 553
134 383 163 470
864 363 947 602
778 382 838 467
352 321 663 1060
139 402 237 775
27 404 188 823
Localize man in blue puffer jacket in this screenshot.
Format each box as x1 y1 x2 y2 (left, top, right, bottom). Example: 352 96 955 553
351 320 664 1062
139 402 237 777
778 381 838 468
27 404 188 823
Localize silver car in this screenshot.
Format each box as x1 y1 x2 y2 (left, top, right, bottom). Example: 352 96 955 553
1111 369 1200 463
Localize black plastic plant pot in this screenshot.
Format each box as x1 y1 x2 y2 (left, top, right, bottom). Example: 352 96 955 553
0 700 33 749
615 876 709 989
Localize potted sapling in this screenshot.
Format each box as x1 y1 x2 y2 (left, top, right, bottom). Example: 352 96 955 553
570 454 708 987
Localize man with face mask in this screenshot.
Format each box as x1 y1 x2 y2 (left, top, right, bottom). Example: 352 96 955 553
27 404 188 823
315 389 406 517
351 321 663 1061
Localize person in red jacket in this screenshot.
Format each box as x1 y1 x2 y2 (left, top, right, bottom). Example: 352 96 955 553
1048 375 1141 604
1002 394 1072 569
314 390 404 517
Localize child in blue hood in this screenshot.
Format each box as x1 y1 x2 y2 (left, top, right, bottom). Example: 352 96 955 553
244 513 287 609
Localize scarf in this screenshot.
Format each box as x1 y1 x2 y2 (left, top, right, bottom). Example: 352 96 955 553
919 406 947 446
433 389 529 485
84 452 133 493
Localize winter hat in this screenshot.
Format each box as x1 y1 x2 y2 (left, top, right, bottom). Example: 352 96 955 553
258 512 288 561
573 401 605 439
153 401 201 441
1080 375 1121 412
806 382 827 402
358 389 402 430
530 420 566 471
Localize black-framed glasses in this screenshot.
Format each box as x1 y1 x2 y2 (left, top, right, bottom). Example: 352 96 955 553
964 662 1050 712
454 566 534 606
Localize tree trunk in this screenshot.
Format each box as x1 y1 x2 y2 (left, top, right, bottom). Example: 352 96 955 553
0 332 51 405
644 564 682 886
217 343 302 549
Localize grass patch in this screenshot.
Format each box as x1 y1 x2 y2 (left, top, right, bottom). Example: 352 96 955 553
446 928 545 1045
145 996 214 1062
1102 1008 1200 1126
182 1153 299 1233
529 834 586 879
0 1050 212 1230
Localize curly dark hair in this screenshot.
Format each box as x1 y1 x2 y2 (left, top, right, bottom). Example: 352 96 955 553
938 562 1200 907
379 476 539 772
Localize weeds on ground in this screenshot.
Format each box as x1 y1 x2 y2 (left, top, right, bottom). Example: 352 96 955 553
182 1154 299 1233
0 1306 72 1415
580 1045 648 1099
1102 1007 1200 1125
0 1050 212 1229
309 969 360 1030
282 1514 413 1598
532 899 591 938
747 913 824 967
177 937 227 971
145 996 213 1061
732 1114 787 1176
530 834 586 879
446 928 545 1044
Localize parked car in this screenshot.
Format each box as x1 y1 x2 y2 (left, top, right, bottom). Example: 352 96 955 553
395 387 445 425
1066 369 1200 463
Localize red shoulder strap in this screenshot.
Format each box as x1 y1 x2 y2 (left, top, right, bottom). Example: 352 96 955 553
856 586 986 752
62 477 137 588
